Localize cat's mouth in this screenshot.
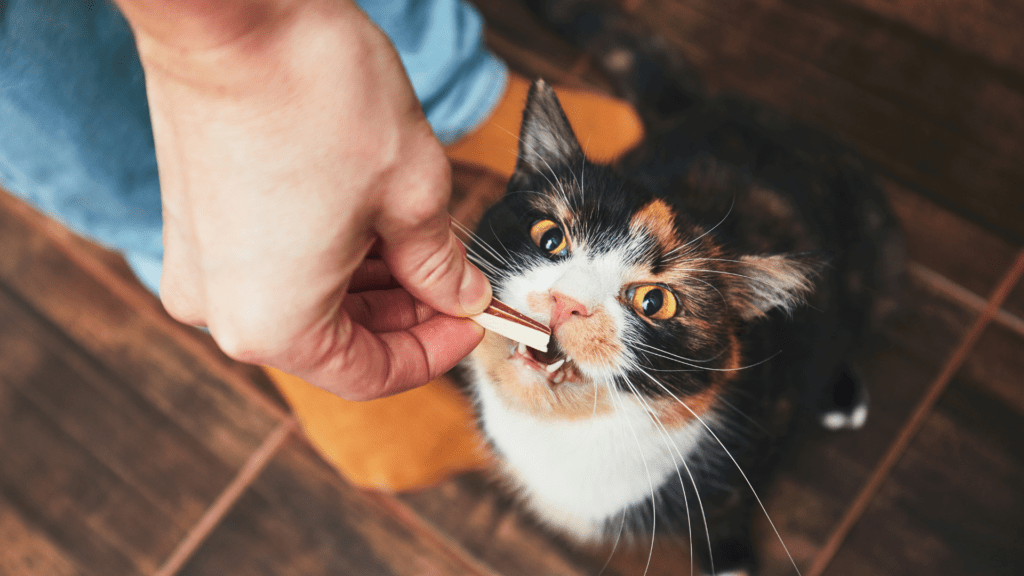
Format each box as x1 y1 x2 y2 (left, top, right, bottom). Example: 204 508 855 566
513 338 582 385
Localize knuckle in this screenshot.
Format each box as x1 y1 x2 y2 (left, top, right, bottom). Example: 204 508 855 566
407 241 459 288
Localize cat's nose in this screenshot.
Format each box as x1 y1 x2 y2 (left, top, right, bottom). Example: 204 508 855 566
550 292 591 331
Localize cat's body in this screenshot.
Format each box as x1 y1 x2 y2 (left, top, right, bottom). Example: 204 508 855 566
460 11 901 575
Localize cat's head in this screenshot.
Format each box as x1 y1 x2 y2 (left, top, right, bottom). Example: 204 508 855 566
466 80 823 423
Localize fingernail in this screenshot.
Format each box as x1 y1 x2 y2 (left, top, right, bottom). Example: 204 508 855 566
460 262 492 315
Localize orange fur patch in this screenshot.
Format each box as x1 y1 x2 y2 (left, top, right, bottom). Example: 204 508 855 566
472 331 613 420
630 199 679 251
651 383 722 430
556 307 622 367
649 336 740 429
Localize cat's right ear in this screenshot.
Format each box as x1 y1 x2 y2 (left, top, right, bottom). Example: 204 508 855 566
513 79 584 180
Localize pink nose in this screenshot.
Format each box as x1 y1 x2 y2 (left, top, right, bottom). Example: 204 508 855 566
550 292 590 331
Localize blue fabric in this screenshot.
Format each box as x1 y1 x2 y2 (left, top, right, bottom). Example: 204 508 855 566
0 0 507 294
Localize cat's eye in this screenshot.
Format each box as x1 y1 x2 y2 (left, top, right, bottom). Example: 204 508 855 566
630 285 678 320
530 219 569 256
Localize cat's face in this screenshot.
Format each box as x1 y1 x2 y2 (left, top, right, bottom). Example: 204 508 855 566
466 81 820 425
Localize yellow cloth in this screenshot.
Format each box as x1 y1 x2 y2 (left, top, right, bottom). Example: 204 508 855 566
268 72 643 492
268 367 491 492
447 72 644 178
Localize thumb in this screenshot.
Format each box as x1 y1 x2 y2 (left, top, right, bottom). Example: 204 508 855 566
379 211 492 317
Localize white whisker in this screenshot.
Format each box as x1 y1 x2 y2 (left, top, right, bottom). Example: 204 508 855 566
633 368 803 576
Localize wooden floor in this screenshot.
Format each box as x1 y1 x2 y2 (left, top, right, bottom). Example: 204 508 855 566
2 1 1023 575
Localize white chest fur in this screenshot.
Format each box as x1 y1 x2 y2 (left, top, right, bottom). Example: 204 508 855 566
472 373 707 542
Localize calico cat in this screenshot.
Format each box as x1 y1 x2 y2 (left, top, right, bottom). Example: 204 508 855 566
458 74 902 574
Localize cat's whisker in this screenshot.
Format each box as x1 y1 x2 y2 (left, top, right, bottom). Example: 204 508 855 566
625 339 722 364
596 509 627 576
461 247 506 278
632 341 783 373
487 222 519 266
452 218 518 270
676 268 763 284
672 195 736 254
634 367 803 576
605 381 658 576
684 275 729 308
621 375 699 576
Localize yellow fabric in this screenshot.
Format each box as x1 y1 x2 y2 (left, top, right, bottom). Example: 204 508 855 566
446 72 644 178
267 366 491 492
267 73 642 493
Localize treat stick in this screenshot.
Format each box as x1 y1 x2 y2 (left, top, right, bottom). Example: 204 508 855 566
470 298 551 352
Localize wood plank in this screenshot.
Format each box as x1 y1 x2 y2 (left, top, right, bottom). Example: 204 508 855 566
179 436 487 576
0 284 237 525
824 378 1024 576
400 472 615 576
632 0 1024 241
958 322 1024 418
0 501 87 576
882 180 1018 302
0 190 280 469
0 368 174 575
684 0 1024 161
836 0 1024 77
1002 269 1024 322
475 0 615 92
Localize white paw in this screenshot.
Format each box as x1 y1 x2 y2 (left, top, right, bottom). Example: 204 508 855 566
820 403 868 430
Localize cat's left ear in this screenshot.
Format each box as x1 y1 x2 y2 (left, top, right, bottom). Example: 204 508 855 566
730 252 829 320
513 79 585 179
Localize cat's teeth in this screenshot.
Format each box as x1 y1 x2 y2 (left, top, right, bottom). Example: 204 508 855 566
517 342 528 356
545 358 566 373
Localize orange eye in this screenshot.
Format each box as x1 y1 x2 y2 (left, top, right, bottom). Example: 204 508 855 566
530 219 569 256
631 285 677 320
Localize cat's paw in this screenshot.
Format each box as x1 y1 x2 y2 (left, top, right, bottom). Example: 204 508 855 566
818 362 869 431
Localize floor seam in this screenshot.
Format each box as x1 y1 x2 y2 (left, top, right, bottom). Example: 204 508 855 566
806 248 1024 576
152 418 296 576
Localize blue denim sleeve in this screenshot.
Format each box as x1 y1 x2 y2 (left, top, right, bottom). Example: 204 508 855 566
0 0 506 294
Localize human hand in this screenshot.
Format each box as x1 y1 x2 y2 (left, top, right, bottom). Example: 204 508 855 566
114 0 491 400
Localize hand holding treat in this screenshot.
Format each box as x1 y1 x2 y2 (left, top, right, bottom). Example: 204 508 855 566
114 0 491 400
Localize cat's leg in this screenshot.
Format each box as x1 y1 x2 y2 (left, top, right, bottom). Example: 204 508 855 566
817 361 869 431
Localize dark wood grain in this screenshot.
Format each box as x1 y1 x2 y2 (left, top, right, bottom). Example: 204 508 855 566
824 378 1024 576
476 0 616 92
179 436 485 576
837 0 1024 77
958 322 1024 419
883 180 1018 305
0 291 193 575
401 472 617 576
0 285 236 526
0 499 88 576
0 190 280 469
631 0 1024 242
1001 278 1024 324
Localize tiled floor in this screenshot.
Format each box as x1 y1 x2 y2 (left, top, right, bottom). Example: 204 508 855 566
2 1 1022 575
